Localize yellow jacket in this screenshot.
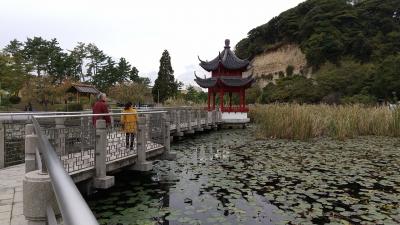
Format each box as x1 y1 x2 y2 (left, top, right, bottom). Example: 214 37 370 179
121 107 137 133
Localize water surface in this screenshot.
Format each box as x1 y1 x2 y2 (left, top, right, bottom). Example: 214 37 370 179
87 127 400 225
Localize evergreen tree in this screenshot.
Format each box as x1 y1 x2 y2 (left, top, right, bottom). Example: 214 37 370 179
116 57 131 82
92 57 116 91
152 50 179 103
70 42 87 82
86 43 107 79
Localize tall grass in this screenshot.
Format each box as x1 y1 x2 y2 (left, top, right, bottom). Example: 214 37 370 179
250 104 400 140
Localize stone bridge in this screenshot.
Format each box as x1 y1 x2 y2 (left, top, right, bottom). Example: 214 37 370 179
0 107 224 225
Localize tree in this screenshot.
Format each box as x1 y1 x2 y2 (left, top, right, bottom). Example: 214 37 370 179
92 57 117 92
152 50 179 103
69 42 87 82
0 53 27 95
86 43 107 79
108 82 153 105
372 55 400 101
116 57 131 83
23 37 51 76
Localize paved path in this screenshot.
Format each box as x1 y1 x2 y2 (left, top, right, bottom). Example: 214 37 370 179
0 164 26 225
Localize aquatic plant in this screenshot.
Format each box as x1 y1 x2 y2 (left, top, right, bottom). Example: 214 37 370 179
250 104 400 140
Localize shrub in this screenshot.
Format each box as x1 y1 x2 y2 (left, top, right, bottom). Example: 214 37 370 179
66 103 83 111
8 95 21 104
286 65 294 77
341 94 377 105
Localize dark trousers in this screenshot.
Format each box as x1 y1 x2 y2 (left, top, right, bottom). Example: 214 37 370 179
126 133 135 148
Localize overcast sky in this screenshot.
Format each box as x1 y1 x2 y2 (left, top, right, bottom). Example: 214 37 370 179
0 0 305 87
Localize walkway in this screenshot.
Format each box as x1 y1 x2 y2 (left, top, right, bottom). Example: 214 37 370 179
0 164 26 225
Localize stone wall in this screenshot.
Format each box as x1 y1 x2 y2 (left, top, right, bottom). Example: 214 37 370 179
247 44 310 87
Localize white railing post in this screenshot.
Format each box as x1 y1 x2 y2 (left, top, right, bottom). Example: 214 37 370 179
175 109 183 136
131 115 152 171
24 124 39 173
0 121 4 168
93 119 114 189
161 113 176 160
186 109 194 134
196 109 203 132
24 123 59 225
187 109 191 129
55 118 65 155
213 110 218 130
205 110 210 129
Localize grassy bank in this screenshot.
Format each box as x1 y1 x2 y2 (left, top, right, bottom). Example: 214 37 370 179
250 104 400 140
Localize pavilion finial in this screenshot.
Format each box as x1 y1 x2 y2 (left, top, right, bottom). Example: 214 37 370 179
225 39 230 48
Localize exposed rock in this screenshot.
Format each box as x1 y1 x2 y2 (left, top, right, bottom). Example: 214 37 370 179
246 44 310 87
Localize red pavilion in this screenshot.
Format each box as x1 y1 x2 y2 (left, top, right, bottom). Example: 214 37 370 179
195 39 254 123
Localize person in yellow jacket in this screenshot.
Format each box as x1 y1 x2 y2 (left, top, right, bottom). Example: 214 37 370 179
121 102 137 149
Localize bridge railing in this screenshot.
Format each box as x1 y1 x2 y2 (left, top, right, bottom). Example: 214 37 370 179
0 111 89 168
0 107 221 169
30 111 167 173
25 116 99 225
24 111 169 224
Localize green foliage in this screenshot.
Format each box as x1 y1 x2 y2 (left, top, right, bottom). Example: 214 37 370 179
341 94 377 105
184 86 207 104
286 65 294 76
246 85 262 104
314 59 376 99
66 103 83 111
152 50 180 103
1 37 149 93
371 55 400 100
235 0 400 68
108 82 153 105
259 56 400 104
261 76 319 103
8 95 21 104
0 53 27 95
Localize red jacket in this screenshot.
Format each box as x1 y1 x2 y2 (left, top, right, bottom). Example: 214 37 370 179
92 100 111 126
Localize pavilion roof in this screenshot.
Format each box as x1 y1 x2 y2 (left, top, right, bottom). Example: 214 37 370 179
194 74 254 89
66 84 100 94
198 39 249 72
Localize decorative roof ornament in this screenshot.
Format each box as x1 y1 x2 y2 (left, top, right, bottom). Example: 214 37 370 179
198 39 249 72
224 39 230 48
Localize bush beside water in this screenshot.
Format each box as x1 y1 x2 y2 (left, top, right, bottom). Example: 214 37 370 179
250 104 400 140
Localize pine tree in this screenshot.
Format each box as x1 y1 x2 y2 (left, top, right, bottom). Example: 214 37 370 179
152 50 178 103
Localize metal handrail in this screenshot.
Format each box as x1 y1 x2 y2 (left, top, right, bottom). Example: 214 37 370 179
33 111 167 119
31 117 99 225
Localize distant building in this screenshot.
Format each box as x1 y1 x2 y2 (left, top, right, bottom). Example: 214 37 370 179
195 39 254 124
66 83 100 103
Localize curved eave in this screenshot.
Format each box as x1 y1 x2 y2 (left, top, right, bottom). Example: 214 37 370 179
199 48 250 72
219 76 255 88
194 74 218 88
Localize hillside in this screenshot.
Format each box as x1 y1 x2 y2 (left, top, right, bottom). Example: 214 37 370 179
250 43 308 86
235 0 400 69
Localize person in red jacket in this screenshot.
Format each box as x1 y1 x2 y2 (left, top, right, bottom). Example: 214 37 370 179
92 93 111 126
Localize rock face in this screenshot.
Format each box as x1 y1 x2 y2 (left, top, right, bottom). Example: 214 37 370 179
247 44 309 87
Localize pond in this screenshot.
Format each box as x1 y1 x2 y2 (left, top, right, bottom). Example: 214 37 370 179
87 126 400 225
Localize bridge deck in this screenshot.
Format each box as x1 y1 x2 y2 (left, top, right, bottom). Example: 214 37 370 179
0 164 26 225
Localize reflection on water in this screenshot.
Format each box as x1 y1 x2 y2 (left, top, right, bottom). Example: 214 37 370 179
87 128 400 225
87 128 287 225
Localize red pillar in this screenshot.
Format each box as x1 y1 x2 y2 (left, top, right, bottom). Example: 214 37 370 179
220 89 224 112
212 92 216 110
240 89 244 111
207 89 211 111
243 89 246 112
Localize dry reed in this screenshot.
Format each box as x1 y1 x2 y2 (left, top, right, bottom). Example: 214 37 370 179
250 104 400 140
